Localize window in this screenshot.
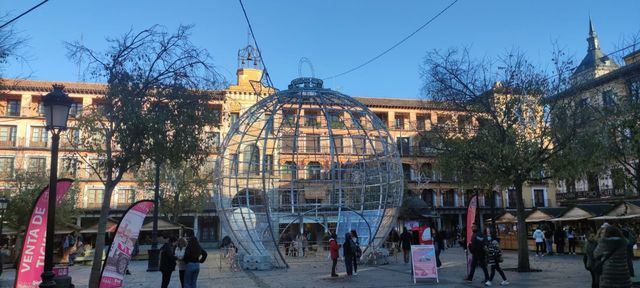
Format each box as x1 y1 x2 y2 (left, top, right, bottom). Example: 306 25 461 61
69 102 83 117
243 145 260 175
602 90 616 107
0 126 17 146
332 135 344 153
394 115 405 129
306 162 322 180
282 135 297 152
60 157 79 178
61 128 80 147
86 188 104 208
28 157 46 175
205 132 220 149
402 163 412 181
416 114 429 131
38 102 46 115
281 190 298 206
230 113 239 125
6 100 20 116
374 112 388 127
305 112 319 127
264 155 274 175
421 189 434 207
115 189 134 207
329 112 344 129
30 127 48 147
283 111 296 127
443 190 455 207
397 137 410 156
282 161 297 180
0 157 14 178
352 136 366 154
627 79 640 103
507 189 517 208
306 134 320 153
533 189 546 207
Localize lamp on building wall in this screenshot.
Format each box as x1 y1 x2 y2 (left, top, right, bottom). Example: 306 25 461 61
40 84 72 288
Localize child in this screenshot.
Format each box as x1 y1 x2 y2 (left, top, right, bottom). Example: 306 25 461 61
486 237 509 286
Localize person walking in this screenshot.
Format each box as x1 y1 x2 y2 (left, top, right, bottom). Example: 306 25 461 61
486 236 509 286
343 233 356 276
583 232 599 288
567 227 576 255
175 237 188 287
555 226 566 254
433 227 444 268
544 227 554 255
464 225 490 285
533 226 545 256
350 230 362 275
160 236 178 288
329 233 340 277
183 236 208 288
400 227 412 263
593 225 631 288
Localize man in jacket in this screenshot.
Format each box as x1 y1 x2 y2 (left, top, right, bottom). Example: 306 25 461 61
400 227 413 263
465 224 490 285
159 236 178 288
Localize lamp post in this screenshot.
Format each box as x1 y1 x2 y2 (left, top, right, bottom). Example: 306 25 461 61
40 84 72 288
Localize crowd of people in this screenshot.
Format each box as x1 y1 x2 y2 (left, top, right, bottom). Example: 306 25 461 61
464 224 510 286
583 223 636 288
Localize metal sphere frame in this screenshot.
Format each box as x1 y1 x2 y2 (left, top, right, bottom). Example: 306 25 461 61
213 77 403 268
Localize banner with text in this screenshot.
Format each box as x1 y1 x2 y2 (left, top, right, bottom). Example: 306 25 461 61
14 179 74 288
465 195 478 248
411 244 438 283
99 200 154 288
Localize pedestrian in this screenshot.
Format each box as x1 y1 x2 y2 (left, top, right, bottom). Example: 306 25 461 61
350 230 362 275
533 226 545 256
343 232 356 276
433 227 444 268
183 235 208 288
583 232 599 288
329 233 340 277
567 227 576 255
464 224 490 285
554 226 566 254
160 236 178 288
486 236 509 286
175 237 188 287
621 226 636 278
593 225 631 288
400 227 412 263
544 227 554 255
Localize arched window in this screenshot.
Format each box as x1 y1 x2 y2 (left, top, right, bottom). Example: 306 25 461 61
282 161 297 180
243 145 260 175
306 161 322 180
421 189 434 207
231 188 264 206
419 163 433 182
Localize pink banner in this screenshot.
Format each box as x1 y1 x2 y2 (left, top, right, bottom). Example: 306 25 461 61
14 179 74 288
465 195 477 248
411 245 438 283
99 200 154 288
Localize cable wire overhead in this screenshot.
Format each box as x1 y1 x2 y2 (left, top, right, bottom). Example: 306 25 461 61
323 0 459 80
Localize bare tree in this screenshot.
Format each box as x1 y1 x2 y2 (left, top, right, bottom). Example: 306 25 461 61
420 48 588 271
66 25 221 287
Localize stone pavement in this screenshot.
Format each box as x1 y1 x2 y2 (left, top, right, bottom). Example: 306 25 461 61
2 247 639 287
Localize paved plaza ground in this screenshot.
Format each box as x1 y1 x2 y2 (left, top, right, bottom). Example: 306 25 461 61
2 247 639 287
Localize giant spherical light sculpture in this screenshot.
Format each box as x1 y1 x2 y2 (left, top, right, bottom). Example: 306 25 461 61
214 77 403 268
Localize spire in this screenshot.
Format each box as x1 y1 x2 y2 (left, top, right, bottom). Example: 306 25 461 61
587 17 600 51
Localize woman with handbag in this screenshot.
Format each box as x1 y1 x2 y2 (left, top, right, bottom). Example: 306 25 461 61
593 225 631 288
486 236 509 286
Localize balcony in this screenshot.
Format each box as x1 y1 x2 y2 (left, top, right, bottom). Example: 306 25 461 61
557 189 626 201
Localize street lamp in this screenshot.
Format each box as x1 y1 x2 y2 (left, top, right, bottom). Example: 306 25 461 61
40 84 72 288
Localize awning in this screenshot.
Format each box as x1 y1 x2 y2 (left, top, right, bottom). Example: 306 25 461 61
525 210 553 223
55 223 81 235
81 218 119 234
589 201 640 220
141 219 183 231
590 214 640 220
494 212 517 224
550 206 594 222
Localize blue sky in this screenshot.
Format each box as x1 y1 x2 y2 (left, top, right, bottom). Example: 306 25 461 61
3 0 640 99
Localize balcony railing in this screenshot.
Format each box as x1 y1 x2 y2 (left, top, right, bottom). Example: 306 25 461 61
557 189 626 200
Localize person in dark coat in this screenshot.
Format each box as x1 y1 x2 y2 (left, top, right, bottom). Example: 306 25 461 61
594 225 631 288
400 227 412 263
621 226 636 278
487 236 509 286
343 233 355 276
350 230 361 275
464 224 490 285
183 236 208 288
433 227 444 268
554 227 566 254
159 236 178 288
583 232 599 288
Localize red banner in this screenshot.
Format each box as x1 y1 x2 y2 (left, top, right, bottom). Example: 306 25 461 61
465 195 477 248
99 200 154 288
14 179 74 288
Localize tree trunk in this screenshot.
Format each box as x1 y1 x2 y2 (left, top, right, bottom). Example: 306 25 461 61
514 180 531 272
88 183 115 288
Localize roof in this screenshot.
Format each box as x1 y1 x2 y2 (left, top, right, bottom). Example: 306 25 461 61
575 203 613 216
353 96 455 110
573 19 619 76
549 60 640 101
535 207 568 218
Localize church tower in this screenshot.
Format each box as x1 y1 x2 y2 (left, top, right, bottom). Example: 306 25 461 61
570 18 619 85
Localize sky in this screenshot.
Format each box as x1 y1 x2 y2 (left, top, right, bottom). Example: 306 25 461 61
2 0 640 99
